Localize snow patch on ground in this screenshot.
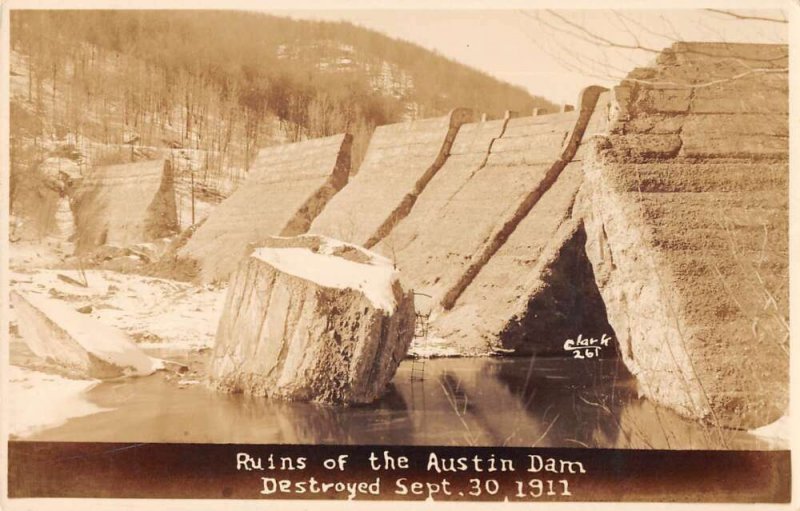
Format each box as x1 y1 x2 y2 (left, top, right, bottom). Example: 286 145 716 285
10 269 110 296
8 240 76 269
11 269 226 352
252 240 400 313
7 365 108 438
749 414 790 448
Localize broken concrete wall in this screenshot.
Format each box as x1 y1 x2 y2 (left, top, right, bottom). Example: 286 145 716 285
374 88 606 327
432 168 609 356
579 42 788 428
53 196 76 243
177 133 352 283
72 159 179 254
208 235 415 404
425 87 611 355
308 109 473 247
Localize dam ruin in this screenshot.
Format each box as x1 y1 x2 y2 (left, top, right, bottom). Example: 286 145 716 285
10 42 788 430
215 42 786 428
309 108 473 247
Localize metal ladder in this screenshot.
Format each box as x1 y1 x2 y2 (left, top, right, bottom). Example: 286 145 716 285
410 292 432 382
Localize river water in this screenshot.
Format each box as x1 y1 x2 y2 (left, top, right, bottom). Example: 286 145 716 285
20 347 772 449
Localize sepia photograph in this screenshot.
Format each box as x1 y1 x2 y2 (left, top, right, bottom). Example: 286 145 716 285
1 1 794 506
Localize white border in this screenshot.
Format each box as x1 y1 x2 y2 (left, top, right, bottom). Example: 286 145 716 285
0 0 796 509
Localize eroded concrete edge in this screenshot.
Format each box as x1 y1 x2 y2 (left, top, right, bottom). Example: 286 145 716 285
143 159 180 241
280 133 353 237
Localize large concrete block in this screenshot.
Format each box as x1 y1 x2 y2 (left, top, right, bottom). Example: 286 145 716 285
208 235 415 404
581 148 788 429
177 133 352 283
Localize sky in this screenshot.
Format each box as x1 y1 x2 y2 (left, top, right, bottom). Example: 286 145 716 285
265 9 788 104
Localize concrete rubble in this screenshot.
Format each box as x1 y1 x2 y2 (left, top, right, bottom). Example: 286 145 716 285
11 290 163 379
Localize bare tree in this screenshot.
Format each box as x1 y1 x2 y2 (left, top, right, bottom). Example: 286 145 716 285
518 9 787 88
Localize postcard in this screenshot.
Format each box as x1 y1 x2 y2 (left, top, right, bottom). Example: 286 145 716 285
1 2 794 508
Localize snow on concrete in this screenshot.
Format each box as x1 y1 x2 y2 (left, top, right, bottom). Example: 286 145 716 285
251 237 400 313
211 235 415 404
7 365 107 438
13 290 163 377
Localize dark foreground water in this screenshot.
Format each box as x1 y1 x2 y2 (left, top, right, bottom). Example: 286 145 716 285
21 351 771 449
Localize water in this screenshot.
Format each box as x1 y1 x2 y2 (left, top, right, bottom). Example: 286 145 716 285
19 348 772 449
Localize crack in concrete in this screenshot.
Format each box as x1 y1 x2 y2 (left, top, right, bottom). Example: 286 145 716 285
437 112 515 210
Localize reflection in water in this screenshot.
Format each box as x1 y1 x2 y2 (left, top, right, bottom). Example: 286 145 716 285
488 357 629 448
24 356 772 449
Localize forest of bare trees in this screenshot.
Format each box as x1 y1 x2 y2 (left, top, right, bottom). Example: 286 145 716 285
9 10 556 218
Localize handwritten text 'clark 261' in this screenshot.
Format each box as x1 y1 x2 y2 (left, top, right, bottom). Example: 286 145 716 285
563 334 611 359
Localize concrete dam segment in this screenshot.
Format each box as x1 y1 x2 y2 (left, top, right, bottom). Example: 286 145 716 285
370 114 511 303
309 109 473 247
73 159 179 254
375 109 579 307
376 87 606 321
434 90 613 356
579 42 788 428
177 133 352 283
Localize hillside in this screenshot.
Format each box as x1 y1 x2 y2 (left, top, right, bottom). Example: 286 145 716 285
9 10 555 230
